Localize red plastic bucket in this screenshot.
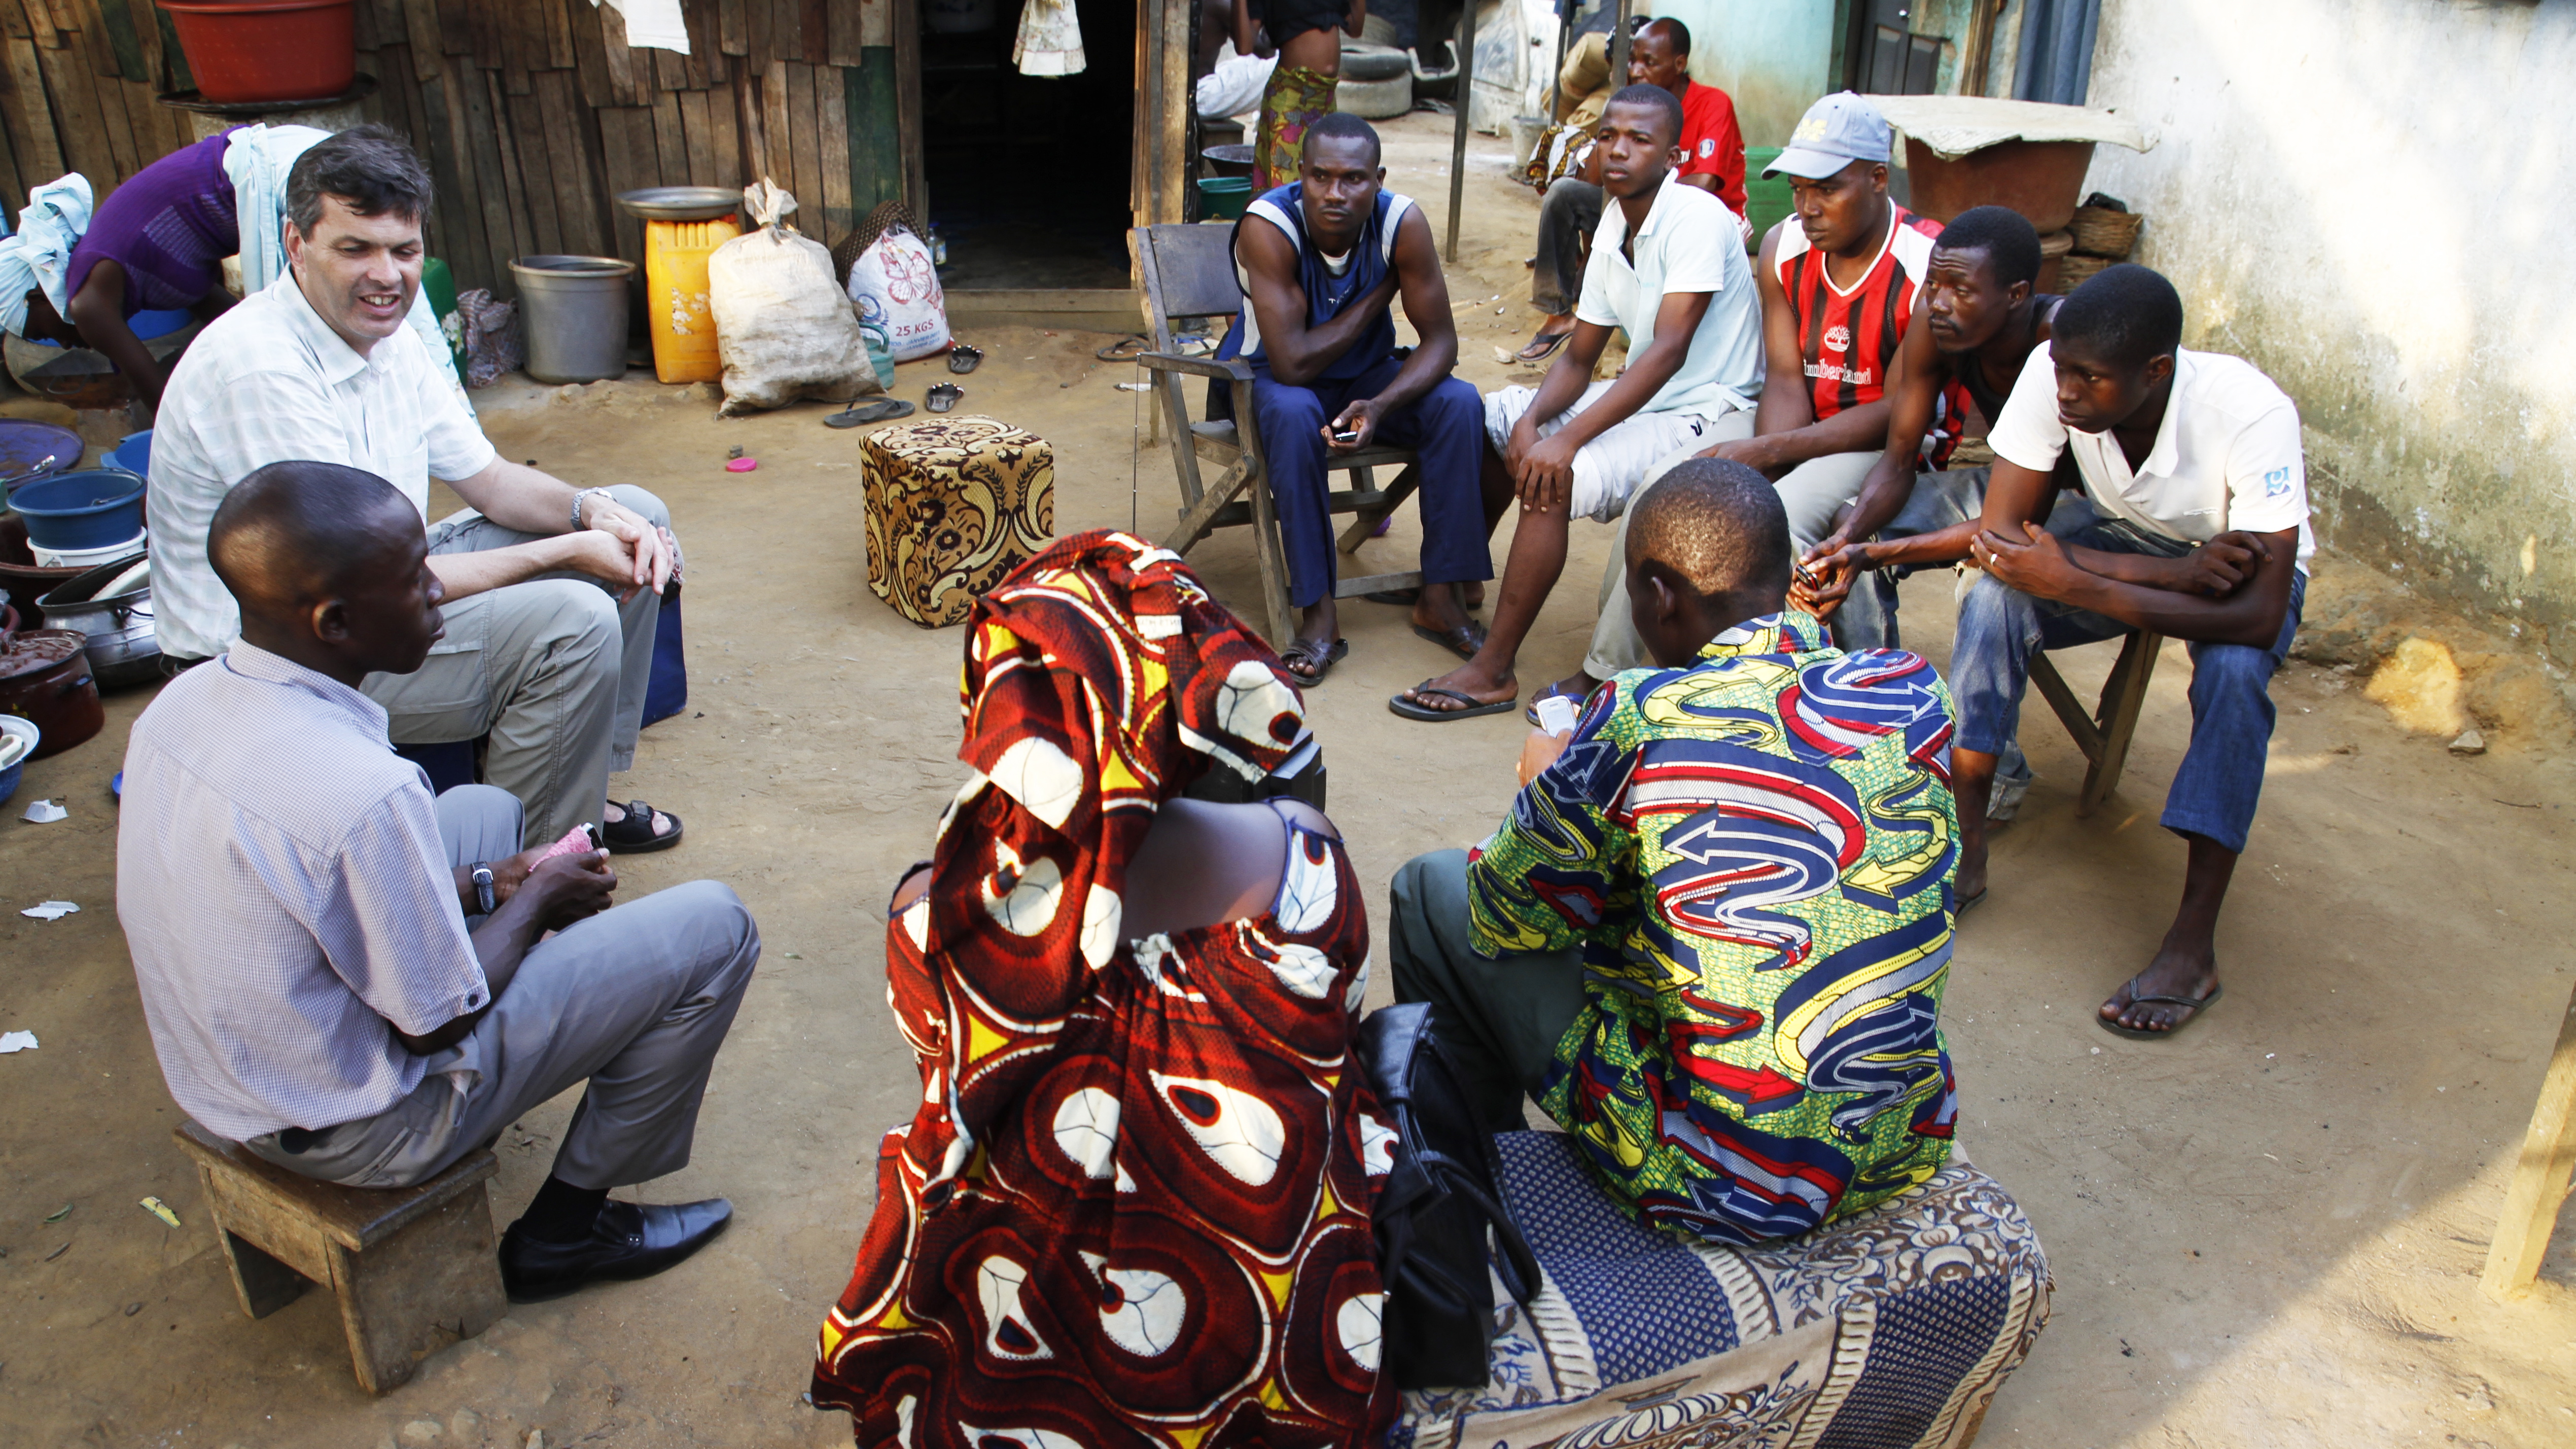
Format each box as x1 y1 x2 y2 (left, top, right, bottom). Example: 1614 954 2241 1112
158 0 357 105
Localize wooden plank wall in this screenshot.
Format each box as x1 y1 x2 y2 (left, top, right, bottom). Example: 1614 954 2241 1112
0 1 897 302
357 0 887 298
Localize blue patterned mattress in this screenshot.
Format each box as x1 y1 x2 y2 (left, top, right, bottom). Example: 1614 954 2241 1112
1392 1132 2052 1449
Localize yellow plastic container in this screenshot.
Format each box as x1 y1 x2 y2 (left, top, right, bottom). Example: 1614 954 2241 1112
643 216 740 383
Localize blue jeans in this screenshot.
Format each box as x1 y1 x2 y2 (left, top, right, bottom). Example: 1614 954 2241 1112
1248 357 1491 609
1949 517 2306 855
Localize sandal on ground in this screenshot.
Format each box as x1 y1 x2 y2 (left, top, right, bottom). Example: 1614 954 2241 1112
1955 886 1988 916
927 382 963 413
1516 328 1573 363
1389 685 1518 722
1411 621 1488 661
601 799 684 854
825 398 913 428
2096 979 2221 1040
947 342 983 374
1279 637 1349 684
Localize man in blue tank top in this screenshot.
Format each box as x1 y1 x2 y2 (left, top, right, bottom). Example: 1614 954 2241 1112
1222 112 1495 682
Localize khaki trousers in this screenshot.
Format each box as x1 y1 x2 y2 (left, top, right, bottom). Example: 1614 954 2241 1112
361 484 669 850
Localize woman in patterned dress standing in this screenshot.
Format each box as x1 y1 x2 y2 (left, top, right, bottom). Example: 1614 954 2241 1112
812 531 1392 1448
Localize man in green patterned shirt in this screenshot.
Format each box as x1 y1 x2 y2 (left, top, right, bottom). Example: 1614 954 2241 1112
1388 458 1961 1244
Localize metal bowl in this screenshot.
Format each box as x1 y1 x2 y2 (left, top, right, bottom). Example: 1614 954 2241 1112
615 187 745 222
35 552 158 689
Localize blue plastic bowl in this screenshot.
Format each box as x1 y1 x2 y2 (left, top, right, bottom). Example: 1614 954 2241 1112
0 716 36 807
10 468 146 551
25 308 190 346
103 429 152 476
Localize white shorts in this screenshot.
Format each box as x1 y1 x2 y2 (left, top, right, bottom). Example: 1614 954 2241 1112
1483 381 1737 523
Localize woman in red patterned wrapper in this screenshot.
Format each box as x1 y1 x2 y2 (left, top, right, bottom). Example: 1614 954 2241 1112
811 530 1393 1449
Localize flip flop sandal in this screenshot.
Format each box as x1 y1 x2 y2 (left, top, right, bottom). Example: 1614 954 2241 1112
2096 980 2222 1039
927 383 963 413
1522 682 1587 728
1279 637 1349 684
1955 886 1989 916
601 799 684 854
1515 329 1573 363
947 342 983 374
825 398 913 428
1389 685 1519 722
1412 621 1488 661
1362 587 1422 606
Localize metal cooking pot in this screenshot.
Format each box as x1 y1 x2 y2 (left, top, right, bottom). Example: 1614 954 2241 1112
0 626 102 759
35 553 157 688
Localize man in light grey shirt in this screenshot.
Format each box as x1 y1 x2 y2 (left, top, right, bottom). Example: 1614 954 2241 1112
120 460 758 1302
149 124 683 854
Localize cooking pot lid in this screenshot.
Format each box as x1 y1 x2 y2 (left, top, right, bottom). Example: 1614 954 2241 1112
0 418 81 483
0 626 85 681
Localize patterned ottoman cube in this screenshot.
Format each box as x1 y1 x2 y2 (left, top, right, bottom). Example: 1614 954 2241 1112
1395 1132 2052 1449
860 415 1056 627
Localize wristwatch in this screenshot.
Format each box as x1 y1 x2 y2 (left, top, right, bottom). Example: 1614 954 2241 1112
471 862 497 916
570 486 613 532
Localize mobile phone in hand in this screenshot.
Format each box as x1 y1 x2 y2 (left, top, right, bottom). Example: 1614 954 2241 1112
1331 429 1361 444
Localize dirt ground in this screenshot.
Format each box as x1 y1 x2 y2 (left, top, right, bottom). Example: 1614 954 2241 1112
6 113 2576 1449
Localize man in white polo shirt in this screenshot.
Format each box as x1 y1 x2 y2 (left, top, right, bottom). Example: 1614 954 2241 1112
1949 264 2309 1039
149 125 685 854
1392 83 1760 720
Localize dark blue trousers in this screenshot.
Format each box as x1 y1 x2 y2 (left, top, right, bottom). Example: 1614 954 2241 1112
1248 355 1491 609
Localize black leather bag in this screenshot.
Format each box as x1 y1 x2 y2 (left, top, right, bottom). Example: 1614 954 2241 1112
1357 1002 1543 1391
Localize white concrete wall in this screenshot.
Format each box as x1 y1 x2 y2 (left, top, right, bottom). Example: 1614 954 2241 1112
1643 0 1843 145
2084 0 2576 658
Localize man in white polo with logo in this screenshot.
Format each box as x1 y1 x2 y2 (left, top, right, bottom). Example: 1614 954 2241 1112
1948 264 2310 1041
149 125 686 854
1392 83 1760 720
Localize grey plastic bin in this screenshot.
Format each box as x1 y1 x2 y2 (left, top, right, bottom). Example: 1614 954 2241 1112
509 255 636 384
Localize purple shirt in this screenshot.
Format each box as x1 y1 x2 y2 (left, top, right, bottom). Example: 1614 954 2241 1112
66 126 242 317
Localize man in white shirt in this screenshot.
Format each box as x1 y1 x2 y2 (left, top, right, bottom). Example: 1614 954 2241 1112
149 126 684 853
1392 84 1761 721
121 460 758 1301
1948 264 2310 1038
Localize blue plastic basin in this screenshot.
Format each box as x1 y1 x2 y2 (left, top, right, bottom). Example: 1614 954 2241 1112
10 468 146 550
25 307 191 346
103 429 152 476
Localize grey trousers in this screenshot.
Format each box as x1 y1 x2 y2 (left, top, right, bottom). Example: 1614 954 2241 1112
362 484 669 850
1533 177 1604 314
245 785 760 1194
1580 414 1755 680
1387 850 1587 1136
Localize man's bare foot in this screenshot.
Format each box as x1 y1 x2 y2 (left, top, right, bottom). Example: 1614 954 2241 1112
1409 582 1478 638
1954 849 1986 909
1396 660 1515 714
2099 939 2219 1034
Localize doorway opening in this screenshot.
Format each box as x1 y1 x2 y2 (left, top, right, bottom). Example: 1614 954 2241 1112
918 0 1138 290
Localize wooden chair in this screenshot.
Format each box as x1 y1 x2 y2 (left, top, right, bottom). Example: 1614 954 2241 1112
2483 983 2576 1300
2027 628 2166 817
176 1120 507 1394
1130 223 1424 646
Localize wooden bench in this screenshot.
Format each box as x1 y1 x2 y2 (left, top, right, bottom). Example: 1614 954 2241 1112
2027 628 2166 817
175 1120 508 1394
2482 984 2576 1301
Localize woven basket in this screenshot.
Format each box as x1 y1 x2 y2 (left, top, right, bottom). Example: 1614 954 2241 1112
2056 252 2115 292
2069 205 2144 258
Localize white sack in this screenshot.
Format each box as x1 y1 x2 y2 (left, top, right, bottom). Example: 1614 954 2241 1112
710 180 880 415
845 224 951 363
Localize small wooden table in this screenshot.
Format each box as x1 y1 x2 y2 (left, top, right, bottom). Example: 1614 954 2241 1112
175 1121 508 1394
2482 985 2576 1301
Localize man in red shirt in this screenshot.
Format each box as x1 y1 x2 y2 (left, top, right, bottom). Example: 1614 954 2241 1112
1515 17 1746 362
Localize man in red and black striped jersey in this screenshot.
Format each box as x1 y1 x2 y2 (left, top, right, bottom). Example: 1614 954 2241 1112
1700 93 1960 558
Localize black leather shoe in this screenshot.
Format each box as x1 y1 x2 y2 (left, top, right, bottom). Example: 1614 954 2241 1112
499 1197 732 1303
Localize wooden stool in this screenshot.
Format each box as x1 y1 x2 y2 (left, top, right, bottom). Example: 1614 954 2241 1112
2028 628 2166 817
175 1120 507 1394
2482 984 2576 1300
